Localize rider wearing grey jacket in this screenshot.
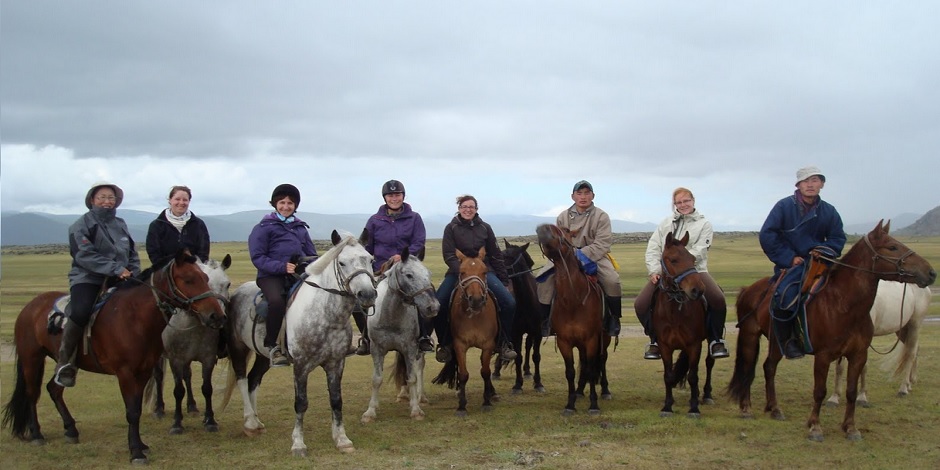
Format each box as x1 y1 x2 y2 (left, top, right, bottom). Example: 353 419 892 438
55 182 141 388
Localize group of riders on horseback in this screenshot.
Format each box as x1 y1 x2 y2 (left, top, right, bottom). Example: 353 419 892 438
53 164 843 387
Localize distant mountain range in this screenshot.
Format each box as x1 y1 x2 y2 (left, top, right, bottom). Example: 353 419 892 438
2 208 934 247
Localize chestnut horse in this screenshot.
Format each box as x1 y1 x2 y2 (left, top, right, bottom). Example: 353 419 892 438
2 250 225 464
536 224 611 415
727 221 935 441
432 247 499 416
652 231 716 417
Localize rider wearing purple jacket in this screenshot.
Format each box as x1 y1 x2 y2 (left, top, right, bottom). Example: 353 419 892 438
248 183 318 366
353 180 431 355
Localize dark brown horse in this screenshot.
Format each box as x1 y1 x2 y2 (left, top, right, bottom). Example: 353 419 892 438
432 247 498 416
652 231 716 417
536 224 611 415
2 250 225 463
727 221 935 441
495 240 545 394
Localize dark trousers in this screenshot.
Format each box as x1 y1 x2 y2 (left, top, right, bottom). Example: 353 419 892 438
69 283 101 328
258 276 289 347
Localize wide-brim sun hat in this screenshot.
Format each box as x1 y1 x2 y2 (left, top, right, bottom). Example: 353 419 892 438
795 166 826 186
85 181 124 209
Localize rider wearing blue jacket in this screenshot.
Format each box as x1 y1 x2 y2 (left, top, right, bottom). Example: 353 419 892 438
353 180 430 355
759 166 846 359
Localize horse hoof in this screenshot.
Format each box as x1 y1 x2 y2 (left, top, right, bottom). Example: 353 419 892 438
808 431 824 442
740 413 754 420
687 412 701 419
511 388 523 395
897 391 909 398
130 457 149 465
857 400 871 408
153 411 165 419
482 405 493 413
703 398 715 405
534 386 546 394
243 427 264 437
770 410 786 421
337 444 355 454
825 400 839 408
64 435 80 444
491 394 501 402
846 430 862 441
602 393 612 401
205 424 219 433
524 372 532 379
660 411 673 418
411 413 425 421
588 409 601 416
30 438 46 446
562 409 575 417
455 410 468 418
188 409 200 416
360 415 374 424
292 448 308 458
169 427 184 435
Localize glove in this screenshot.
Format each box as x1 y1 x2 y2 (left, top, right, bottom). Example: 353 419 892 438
575 249 598 275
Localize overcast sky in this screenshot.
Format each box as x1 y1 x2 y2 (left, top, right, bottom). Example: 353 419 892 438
2 1 938 231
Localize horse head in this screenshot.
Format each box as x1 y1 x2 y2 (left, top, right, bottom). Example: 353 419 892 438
661 231 705 301
164 249 227 329
859 220 936 288
456 247 489 313
502 240 534 276
388 245 439 320
326 228 379 308
536 224 575 265
198 254 232 308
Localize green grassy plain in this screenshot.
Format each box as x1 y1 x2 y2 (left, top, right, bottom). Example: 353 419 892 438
1 234 939 469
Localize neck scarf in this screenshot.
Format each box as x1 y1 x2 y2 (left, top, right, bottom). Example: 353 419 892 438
165 208 191 232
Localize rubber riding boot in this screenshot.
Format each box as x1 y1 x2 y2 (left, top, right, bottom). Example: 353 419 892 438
644 342 661 360
355 337 371 356
709 340 730 359
54 321 83 387
707 306 729 358
435 344 452 363
417 317 434 352
352 307 370 355
499 341 518 361
605 296 622 336
774 315 803 360
539 303 552 336
269 345 290 367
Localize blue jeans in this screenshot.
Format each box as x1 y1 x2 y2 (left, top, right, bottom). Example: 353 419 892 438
434 272 516 347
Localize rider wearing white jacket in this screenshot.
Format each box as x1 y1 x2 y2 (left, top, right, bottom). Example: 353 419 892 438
634 187 729 360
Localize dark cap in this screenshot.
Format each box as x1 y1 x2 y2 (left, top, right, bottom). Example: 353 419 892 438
382 180 405 197
270 183 301 208
572 180 593 193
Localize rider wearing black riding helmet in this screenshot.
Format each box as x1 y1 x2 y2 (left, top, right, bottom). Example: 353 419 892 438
352 180 431 355
248 183 319 367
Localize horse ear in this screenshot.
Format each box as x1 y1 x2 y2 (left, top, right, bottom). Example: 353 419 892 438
359 227 370 246
221 254 232 270
416 246 426 261
177 248 195 264
456 250 467 261
331 230 341 246
504 239 510 249
680 231 691 246
399 245 410 262
478 246 486 258
883 219 891 234
665 231 675 245
521 242 529 251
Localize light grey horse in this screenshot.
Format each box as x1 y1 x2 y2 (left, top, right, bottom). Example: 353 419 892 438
360 246 439 424
827 280 931 407
149 255 231 434
221 230 376 457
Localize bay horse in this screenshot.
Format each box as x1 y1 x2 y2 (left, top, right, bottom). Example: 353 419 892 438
148 255 232 434
431 247 499 417
652 231 716 417
360 246 439 424
827 281 931 407
493 239 545 394
727 221 936 441
536 223 611 415
221 229 376 457
2 249 225 464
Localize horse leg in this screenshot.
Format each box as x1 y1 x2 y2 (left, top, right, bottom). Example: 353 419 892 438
702 352 715 405
532 338 545 393
585 346 601 415
727 314 761 419
523 335 533 378
763 349 785 420
560 344 577 415
600 341 611 400
5 353 47 444
184 364 199 415
897 325 920 396
324 361 354 453
46 378 80 443
290 367 311 457
239 358 269 436
361 352 385 424
170 364 187 434
201 361 218 432
856 363 869 408
152 360 166 419
455 344 470 417
481 349 497 411
808 355 832 442
687 347 702 417
660 349 676 417
826 357 844 407
841 350 867 441
511 344 524 394
117 373 150 464
409 352 426 419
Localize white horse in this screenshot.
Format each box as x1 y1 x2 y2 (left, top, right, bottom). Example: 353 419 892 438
220 230 376 457
148 255 232 433
827 280 932 407
360 247 439 424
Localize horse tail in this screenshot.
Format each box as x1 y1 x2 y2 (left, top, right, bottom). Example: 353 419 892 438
431 356 458 389
880 326 920 383
218 358 238 414
726 285 761 404
142 355 166 413
393 351 408 389
1 352 32 439
674 351 691 389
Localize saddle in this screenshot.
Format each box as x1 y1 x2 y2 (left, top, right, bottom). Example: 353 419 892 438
46 289 117 356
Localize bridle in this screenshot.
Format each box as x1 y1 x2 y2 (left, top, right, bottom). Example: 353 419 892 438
658 251 700 307
304 249 376 298
388 264 436 306
127 259 218 320
813 232 917 280
456 272 489 315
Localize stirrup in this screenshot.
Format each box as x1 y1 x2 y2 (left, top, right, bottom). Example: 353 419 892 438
644 342 661 360
54 364 77 388
435 345 452 363
709 340 730 359
269 346 290 367
355 337 371 356
499 343 517 361
418 336 434 352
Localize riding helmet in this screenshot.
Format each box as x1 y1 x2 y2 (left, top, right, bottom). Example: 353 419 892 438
381 180 405 197
270 183 301 208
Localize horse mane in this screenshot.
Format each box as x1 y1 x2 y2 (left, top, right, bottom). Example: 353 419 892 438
132 249 198 288
308 230 359 275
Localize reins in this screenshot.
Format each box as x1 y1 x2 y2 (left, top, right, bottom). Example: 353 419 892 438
813 232 917 279
304 261 375 297
868 282 909 356
388 265 436 306
124 259 217 321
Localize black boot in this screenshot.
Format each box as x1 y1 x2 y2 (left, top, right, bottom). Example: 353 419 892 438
352 307 370 356
54 321 83 387
417 317 434 352
637 307 659 359
605 296 622 336
539 303 552 336
774 314 803 360
707 308 729 359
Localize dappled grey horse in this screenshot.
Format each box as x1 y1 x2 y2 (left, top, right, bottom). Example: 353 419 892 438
361 246 439 424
